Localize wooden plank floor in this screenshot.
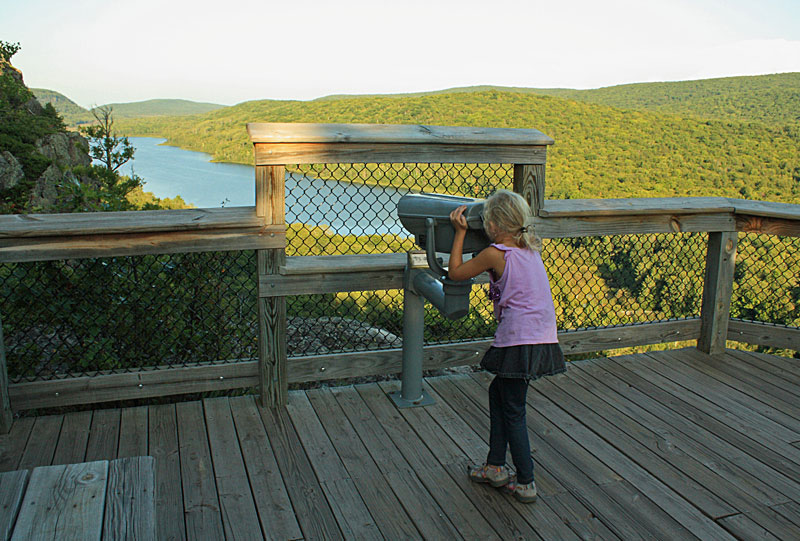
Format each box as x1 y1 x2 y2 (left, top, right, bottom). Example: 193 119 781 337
2 348 799 540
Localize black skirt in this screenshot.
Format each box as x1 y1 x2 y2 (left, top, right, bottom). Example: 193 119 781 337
480 343 566 380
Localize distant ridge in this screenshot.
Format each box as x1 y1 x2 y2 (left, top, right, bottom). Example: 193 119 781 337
103 99 225 119
32 90 225 126
31 88 92 125
316 72 800 126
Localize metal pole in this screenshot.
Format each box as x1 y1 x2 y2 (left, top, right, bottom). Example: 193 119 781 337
400 286 424 401
390 260 435 408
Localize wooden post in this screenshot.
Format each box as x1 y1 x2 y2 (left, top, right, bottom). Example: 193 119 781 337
0 312 13 433
513 164 546 216
698 231 738 355
256 165 288 407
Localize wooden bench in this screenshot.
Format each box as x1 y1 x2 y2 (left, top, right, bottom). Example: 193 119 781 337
0 456 155 540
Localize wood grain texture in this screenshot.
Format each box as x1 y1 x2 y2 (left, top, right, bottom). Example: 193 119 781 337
17 415 62 470
0 207 264 238
280 253 406 275
229 396 302 541
260 268 404 297
698 232 738 354
735 214 800 237
728 199 800 221
85 408 120 462
0 313 11 434
148 404 186 541
103 456 156 541
9 362 259 410
118 406 148 459
541 197 735 217
11 461 107 541
0 470 28 541
305 387 421 539
259 249 288 408
176 401 224 539
727 320 800 351
258 403 343 540
513 163 546 216
247 122 555 145
255 165 286 225
254 142 548 165
202 398 262 540
286 392 382 539
51 410 91 465
0 417 34 471
535 212 735 237
0 226 285 263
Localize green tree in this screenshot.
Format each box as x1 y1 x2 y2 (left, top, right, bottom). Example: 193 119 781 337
0 40 20 62
82 105 134 172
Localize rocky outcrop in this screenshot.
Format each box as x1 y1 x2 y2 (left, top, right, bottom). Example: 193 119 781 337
35 132 91 168
287 316 401 355
0 151 24 190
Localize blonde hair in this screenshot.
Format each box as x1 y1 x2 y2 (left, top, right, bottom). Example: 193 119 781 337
482 189 542 251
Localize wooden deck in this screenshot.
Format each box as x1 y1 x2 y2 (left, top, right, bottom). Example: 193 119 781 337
1 347 799 540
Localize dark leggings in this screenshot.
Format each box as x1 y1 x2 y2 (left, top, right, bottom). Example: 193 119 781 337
486 376 534 484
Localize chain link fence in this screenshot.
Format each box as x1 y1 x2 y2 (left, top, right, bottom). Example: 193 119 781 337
732 232 800 329
1 252 257 383
2 162 795 382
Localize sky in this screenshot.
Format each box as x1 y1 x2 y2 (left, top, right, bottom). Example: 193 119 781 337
2 0 799 108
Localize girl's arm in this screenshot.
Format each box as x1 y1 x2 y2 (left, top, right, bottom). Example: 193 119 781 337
448 205 500 281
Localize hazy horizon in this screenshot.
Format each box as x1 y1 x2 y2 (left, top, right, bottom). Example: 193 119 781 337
4 0 799 108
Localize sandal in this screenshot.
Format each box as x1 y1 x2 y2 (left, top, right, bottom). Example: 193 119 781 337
467 463 509 487
504 476 537 503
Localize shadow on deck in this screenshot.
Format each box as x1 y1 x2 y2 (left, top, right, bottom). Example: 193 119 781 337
2 348 800 540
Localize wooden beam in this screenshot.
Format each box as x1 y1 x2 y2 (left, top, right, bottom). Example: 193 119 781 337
534 213 736 238
6 319 703 410
727 320 800 351
698 232 738 354
541 197 735 218
513 164 546 216
0 206 264 238
9 362 259 410
735 214 800 237
0 226 285 263
260 269 404 297
279 253 407 275
288 320 701 382
247 122 555 146
728 199 800 221
559 319 701 355
253 143 548 165
257 164 288 408
0 312 11 434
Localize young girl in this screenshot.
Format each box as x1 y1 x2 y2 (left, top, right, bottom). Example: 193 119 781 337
448 189 566 503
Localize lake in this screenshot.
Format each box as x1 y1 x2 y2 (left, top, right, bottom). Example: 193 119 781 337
120 137 407 236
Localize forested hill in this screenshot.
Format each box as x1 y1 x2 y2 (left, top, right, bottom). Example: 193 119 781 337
116 85 800 204
314 73 800 127
31 89 225 125
31 88 92 125
101 99 225 118
528 73 800 126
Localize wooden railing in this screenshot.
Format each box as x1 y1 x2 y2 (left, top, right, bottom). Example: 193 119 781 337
1 123 798 432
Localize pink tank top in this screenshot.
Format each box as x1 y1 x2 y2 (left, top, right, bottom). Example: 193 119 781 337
488 244 558 347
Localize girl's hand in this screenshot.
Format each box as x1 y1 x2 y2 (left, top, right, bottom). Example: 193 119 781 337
450 205 468 233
